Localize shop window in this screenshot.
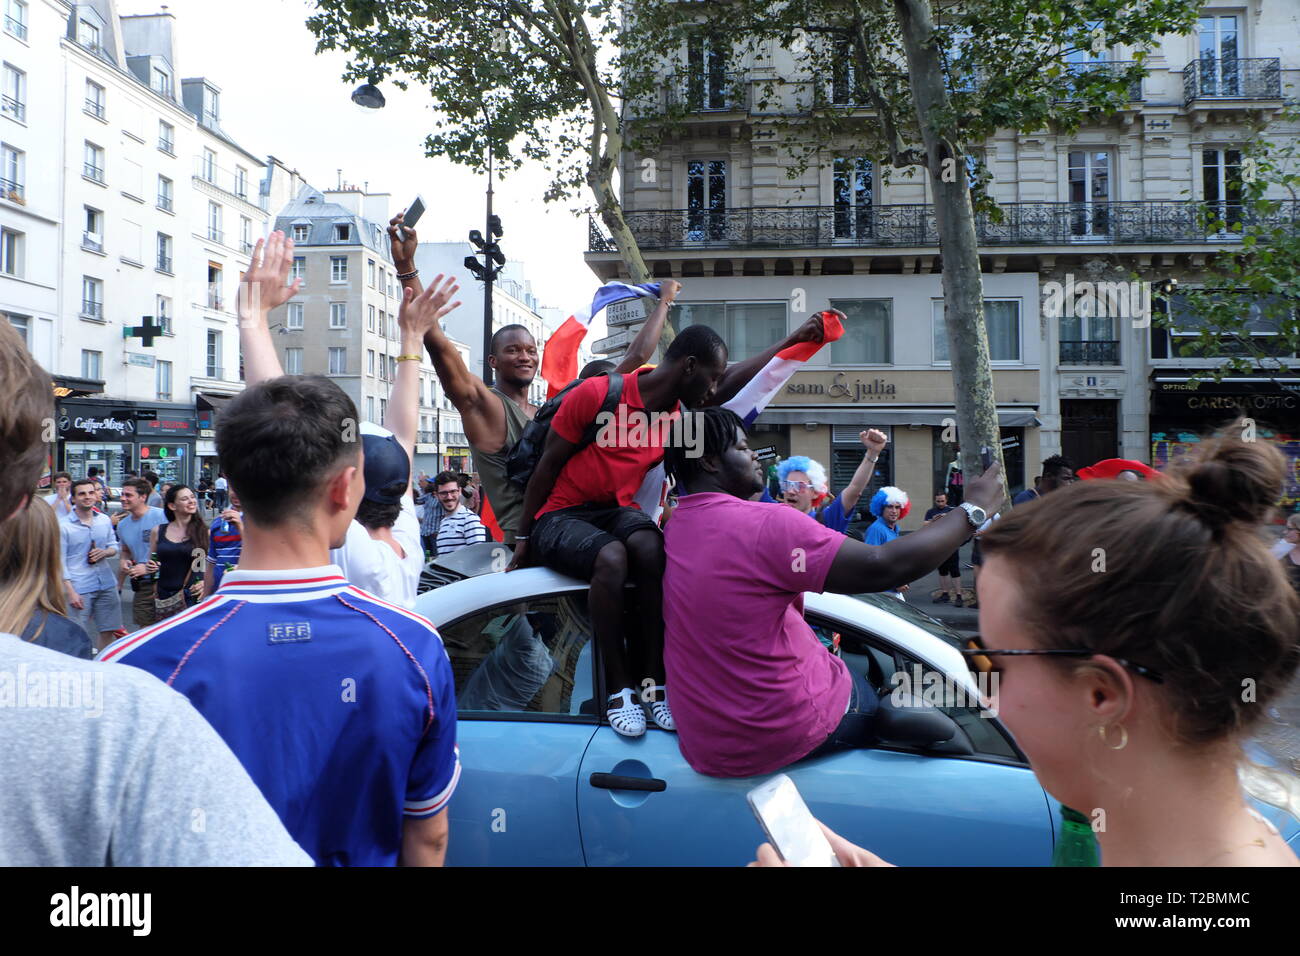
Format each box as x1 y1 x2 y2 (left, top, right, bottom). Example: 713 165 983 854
671 300 787 362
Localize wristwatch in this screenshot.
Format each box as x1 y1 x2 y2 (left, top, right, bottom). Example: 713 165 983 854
959 502 987 529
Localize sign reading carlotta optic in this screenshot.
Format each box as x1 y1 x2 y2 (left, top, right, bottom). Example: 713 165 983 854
49 886 151 936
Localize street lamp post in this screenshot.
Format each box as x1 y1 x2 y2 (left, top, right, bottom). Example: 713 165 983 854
464 109 506 387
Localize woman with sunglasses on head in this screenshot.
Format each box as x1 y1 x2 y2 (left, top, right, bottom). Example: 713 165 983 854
766 429 889 533
752 429 1300 867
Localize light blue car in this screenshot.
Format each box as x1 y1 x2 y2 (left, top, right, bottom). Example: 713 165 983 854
415 547 1300 866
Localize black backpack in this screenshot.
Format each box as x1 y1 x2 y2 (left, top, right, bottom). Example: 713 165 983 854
506 373 625 490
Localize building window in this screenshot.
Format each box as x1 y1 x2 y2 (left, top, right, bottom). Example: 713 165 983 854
84 80 105 119
81 276 103 319
1202 148 1243 231
1067 150 1112 237
284 347 303 375
203 89 219 128
156 232 172 273
0 226 22 276
207 262 223 310
367 349 375 376
156 294 172 335
932 299 1022 363
1 141 22 200
152 66 171 97
83 142 104 183
234 166 248 200
4 0 27 42
82 206 103 251
367 396 375 422
334 223 351 242
158 120 174 154
328 347 347 375
388 355 397 381
832 158 874 241
201 148 216 183
6 311 29 346
291 256 305 282
377 311 385 338
2 63 25 123
672 301 786 362
240 216 252 254
368 259 376 288
286 302 304 329
81 349 102 380
827 299 892 364
156 359 172 401
77 19 100 52
330 302 348 329
367 304 376 331
206 330 222 377
207 201 222 243
157 175 173 212
292 223 310 242
330 256 348 283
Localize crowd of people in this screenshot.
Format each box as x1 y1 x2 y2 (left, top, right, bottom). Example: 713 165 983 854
1 212 1297 869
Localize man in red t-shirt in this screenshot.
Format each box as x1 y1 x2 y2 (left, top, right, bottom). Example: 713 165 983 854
511 325 730 738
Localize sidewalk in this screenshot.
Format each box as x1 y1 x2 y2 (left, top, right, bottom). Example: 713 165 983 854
903 539 979 634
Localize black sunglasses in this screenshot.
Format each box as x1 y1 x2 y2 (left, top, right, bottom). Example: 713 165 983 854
959 635 1164 684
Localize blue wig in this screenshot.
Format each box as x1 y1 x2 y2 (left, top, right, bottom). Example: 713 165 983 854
869 486 911 519
775 456 828 492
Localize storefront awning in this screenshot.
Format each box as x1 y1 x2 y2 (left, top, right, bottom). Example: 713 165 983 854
755 408 1041 428
52 375 104 399
195 392 234 412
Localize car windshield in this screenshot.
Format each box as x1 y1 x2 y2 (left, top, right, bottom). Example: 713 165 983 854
847 592 969 652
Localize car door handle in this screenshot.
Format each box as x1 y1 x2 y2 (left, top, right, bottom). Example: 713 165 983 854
589 772 667 792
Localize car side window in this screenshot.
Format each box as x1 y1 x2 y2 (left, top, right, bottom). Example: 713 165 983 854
807 613 1021 762
441 593 594 720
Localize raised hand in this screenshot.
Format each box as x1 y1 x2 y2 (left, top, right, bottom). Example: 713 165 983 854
399 274 461 341
389 212 419 271
791 309 841 345
238 231 302 323
860 428 888 454
658 279 682 303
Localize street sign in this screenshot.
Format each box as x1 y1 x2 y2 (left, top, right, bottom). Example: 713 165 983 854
752 444 779 460
605 299 645 328
126 353 156 368
591 329 636 353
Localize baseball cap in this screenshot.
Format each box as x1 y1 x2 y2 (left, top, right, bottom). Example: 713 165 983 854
359 421 409 505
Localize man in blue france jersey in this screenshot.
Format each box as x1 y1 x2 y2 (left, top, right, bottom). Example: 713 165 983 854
100 235 461 866
205 486 244 594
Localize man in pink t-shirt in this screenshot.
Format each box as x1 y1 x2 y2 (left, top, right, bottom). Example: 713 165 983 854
662 407 1005 778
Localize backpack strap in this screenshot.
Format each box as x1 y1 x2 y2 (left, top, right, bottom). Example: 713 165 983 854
579 373 625 446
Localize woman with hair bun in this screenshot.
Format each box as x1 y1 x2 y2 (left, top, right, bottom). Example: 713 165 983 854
752 426 1300 866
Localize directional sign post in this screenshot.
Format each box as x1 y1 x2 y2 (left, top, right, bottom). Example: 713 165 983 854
123 315 163 347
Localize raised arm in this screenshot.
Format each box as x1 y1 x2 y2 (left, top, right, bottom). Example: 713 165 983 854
705 311 832 407
840 429 889 514
387 276 462 470
236 232 303 386
614 280 680 373
824 465 1002 593
388 215 505 451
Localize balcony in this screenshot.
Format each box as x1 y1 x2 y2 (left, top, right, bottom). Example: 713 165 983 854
1056 61 1143 104
1 94 25 123
84 98 106 120
1 176 24 203
1059 341 1120 365
81 300 103 320
207 229 224 244
159 137 174 156
588 200 1300 251
1184 57 1281 103
206 293 224 311
195 157 257 206
4 15 26 41
81 232 103 253
83 163 104 183
667 72 750 113
157 194 173 212
156 255 173 273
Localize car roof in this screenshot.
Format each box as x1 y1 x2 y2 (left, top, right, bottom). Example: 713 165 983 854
414 569 979 696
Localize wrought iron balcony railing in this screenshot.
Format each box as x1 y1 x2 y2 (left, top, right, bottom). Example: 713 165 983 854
588 200 1300 252
667 72 749 112
157 193 172 211
1057 61 1142 103
83 162 104 183
84 98 105 119
1183 57 1281 102
4 15 27 41
81 300 103 320
81 232 103 253
1 94 25 122
156 255 173 273
1059 340 1120 365
1 176 23 202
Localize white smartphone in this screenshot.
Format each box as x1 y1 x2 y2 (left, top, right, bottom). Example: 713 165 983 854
747 773 840 867
396 195 426 242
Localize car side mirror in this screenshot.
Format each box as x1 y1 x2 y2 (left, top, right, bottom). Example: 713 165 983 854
873 692 973 755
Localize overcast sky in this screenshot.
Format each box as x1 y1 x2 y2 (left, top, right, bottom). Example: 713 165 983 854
122 0 599 320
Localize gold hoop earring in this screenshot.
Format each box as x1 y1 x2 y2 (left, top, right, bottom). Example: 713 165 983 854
1099 723 1128 751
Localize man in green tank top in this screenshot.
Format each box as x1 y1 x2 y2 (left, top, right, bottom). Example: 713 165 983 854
389 213 679 545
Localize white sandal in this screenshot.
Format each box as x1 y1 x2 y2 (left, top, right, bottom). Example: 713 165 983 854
607 688 646 738
643 684 675 732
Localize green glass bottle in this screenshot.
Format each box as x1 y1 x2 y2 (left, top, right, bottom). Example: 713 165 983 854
1052 805 1100 866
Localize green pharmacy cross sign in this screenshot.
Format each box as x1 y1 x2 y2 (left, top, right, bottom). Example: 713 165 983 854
123 315 164 348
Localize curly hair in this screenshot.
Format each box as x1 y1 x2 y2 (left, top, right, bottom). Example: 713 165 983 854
775 456 828 493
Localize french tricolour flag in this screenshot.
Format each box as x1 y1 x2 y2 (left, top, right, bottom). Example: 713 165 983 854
722 311 845 425
541 282 661 399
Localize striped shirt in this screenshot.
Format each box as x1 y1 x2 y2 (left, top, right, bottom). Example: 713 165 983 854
207 514 243 589
98 565 460 867
435 504 488 556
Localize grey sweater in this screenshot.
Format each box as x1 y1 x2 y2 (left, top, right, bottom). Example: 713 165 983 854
0 636 312 866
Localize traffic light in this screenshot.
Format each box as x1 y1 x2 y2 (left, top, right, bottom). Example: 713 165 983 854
488 214 503 238
464 255 486 279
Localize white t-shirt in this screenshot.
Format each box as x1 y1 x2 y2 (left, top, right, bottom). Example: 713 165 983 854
331 492 424 608
1271 538 1292 560
215 476 228 491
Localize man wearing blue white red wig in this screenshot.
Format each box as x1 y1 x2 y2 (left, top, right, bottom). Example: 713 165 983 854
865 486 912 599
765 429 889 532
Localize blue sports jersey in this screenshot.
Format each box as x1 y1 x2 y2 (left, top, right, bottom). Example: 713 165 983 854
99 565 460 866
207 515 243 589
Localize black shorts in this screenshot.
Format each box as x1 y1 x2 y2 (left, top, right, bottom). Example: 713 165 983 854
937 552 961 578
531 504 660 580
